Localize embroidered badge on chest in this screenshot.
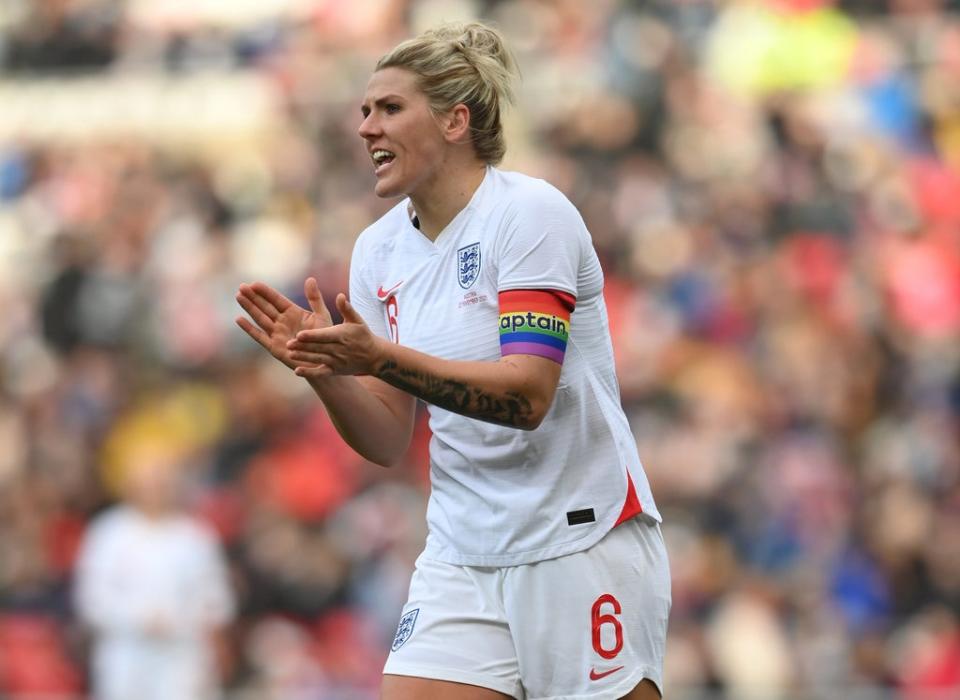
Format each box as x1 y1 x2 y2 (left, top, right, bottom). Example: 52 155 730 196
457 242 481 289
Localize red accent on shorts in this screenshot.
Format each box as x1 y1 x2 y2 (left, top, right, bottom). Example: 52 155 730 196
613 471 643 527
589 665 624 681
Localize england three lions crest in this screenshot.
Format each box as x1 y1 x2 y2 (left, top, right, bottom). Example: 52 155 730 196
457 242 481 289
391 608 419 652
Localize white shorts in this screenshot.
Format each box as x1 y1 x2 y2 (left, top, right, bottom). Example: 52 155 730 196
383 515 671 700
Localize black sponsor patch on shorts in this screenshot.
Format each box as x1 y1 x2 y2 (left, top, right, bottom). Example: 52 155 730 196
566 508 596 525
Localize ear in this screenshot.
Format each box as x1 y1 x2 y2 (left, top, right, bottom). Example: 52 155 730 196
441 103 472 145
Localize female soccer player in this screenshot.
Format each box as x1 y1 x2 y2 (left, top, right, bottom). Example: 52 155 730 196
236 21 670 700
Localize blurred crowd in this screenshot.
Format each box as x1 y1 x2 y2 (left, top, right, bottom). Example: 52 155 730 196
0 0 958 698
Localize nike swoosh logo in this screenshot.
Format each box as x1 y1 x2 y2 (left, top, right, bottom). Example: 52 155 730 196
589 666 624 681
377 281 403 300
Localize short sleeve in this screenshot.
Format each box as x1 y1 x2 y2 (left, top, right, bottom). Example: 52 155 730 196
348 237 389 340
495 183 583 297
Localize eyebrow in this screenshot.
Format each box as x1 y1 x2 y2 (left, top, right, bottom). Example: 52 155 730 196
361 94 405 111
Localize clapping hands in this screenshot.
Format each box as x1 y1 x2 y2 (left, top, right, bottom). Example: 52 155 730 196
236 278 385 378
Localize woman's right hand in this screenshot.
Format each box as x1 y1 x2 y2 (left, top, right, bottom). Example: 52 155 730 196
235 277 333 371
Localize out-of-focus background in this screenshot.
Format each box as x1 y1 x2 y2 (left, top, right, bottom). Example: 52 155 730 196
0 0 958 698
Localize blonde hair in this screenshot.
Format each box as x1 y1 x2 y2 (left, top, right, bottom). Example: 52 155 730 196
376 22 518 165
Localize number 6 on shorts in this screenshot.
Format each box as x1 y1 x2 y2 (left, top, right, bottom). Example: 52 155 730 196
591 593 623 659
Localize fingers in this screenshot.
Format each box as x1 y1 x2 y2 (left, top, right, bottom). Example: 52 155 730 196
235 316 271 350
337 293 364 325
288 338 334 373
239 315 324 373
236 281 297 324
288 333 325 349
288 347 332 365
294 364 333 379
249 281 293 312
237 283 281 325
290 325 338 345
304 277 326 315
236 290 275 332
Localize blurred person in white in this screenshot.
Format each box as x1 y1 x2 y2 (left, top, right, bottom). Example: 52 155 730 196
73 443 235 700
236 21 669 700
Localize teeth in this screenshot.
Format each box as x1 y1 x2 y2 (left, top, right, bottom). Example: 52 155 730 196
372 149 394 165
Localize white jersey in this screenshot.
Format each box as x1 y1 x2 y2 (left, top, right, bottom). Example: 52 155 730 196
350 167 660 567
74 506 234 699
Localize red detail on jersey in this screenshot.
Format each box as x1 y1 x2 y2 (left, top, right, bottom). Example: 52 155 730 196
613 471 643 527
498 289 576 315
589 666 624 681
377 281 403 300
386 295 399 343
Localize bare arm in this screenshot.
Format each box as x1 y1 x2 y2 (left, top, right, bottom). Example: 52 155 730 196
289 294 562 430
304 374 416 466
236 279 415 466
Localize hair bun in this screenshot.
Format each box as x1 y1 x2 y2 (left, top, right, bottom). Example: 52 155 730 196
376 21 519 164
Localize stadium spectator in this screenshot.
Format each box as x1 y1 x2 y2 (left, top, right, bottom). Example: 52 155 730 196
73 441 234 700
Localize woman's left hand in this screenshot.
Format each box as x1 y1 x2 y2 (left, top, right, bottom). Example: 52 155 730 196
287 293 386 378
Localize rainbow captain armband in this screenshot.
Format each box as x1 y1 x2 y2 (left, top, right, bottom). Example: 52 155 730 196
498 289 576 364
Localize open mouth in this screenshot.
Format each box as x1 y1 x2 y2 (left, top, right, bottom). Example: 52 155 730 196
372 149 395 170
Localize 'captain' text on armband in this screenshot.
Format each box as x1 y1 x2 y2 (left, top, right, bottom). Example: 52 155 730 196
499 313 567 336
497 289 576 365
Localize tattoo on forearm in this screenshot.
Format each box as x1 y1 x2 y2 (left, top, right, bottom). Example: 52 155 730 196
376 361 534 427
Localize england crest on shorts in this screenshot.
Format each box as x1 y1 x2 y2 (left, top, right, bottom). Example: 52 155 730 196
391 608 419 652
457 242 481 289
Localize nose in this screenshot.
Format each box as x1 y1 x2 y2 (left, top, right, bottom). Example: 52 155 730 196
358 112 380 140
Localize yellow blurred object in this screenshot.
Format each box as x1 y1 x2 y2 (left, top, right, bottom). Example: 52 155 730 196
99 383 228 495
707 1 858 95
938 116 960 171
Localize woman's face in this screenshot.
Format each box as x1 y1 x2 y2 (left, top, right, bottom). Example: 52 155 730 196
358 67 449 200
